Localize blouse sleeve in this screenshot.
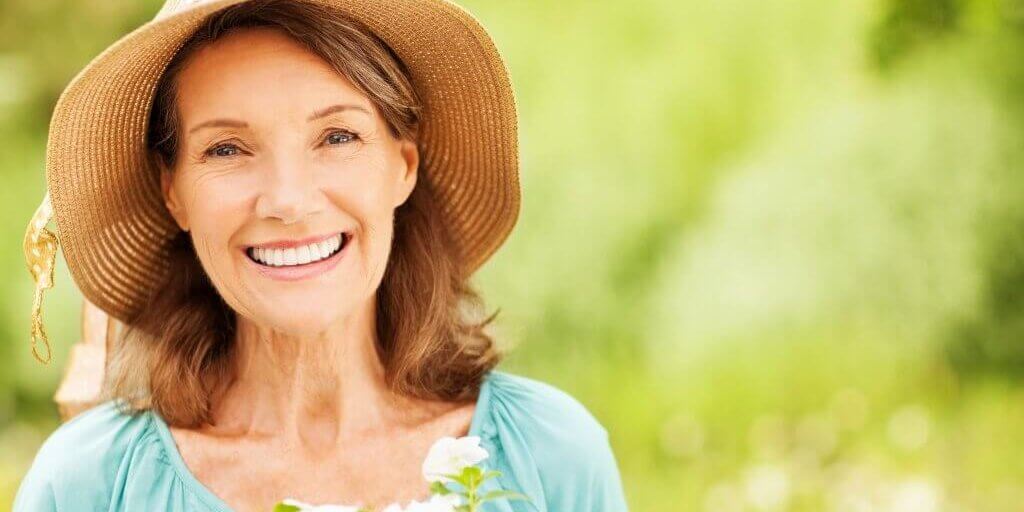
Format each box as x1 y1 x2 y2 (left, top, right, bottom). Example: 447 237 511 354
11 460 58 512
578 428 629 511
480 371 630 511
530 406 629 511
11 401 149 511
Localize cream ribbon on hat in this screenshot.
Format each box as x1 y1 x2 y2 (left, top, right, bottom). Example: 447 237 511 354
23 192 57 364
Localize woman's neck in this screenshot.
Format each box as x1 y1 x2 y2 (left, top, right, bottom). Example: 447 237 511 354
204 297 415 451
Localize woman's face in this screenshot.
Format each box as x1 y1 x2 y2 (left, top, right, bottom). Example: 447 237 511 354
160 27 418 336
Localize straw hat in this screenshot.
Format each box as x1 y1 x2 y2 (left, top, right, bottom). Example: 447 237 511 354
22 0 520 364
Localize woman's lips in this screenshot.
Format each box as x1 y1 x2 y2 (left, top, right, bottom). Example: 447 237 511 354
243 233 350 282
249 231 342 250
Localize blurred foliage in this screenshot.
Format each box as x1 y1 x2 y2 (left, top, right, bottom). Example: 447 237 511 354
4 0 1024 511
869 0 963 71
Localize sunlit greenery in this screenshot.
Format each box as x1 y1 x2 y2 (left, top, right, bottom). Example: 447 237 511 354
3 0 1024 510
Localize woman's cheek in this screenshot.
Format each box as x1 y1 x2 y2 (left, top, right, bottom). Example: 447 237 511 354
189 171 253 219
184 176 251 272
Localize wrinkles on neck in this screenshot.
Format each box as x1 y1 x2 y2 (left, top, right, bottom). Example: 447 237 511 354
203 295 403 450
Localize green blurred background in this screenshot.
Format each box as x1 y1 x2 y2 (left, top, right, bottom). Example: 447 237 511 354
4 0 1024 510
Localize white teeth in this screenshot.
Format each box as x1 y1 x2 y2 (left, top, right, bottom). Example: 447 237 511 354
283 248 297 265
250 233 344 267
296 246 311 265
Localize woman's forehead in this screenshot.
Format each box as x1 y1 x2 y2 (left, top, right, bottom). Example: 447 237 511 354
174 27 374 121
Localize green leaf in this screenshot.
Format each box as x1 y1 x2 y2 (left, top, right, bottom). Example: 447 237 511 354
272 504 302 512
480 490 531 502
447 471 470 487
462 466 483 488
430 481 453 495
450 465 484 489
481 470 503 481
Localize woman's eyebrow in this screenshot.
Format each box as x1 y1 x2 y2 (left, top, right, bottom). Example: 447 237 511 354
186 104 371 134
308 103 371 121
188 118 248 134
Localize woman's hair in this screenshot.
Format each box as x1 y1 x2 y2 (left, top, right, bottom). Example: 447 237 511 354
100 0 503 427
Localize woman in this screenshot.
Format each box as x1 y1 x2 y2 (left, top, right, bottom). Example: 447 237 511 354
14 0 627 511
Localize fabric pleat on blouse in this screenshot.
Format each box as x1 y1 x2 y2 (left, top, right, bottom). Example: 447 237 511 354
13 370 629 511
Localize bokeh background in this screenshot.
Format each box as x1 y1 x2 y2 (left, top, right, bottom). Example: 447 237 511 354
3 0 1024 510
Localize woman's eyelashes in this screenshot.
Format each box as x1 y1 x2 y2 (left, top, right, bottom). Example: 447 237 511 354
199 129 360 160
322 129 359 146
197 136 249 160
205 140 244 158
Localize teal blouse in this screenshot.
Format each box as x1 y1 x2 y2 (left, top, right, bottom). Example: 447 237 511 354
13 370 628 511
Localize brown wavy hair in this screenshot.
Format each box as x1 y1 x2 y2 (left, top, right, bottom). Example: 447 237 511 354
99 0 503 427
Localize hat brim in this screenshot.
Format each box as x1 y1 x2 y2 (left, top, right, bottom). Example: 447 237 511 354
45 0 520 324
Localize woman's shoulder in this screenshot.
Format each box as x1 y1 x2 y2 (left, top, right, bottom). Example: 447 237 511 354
12 400 160 511
479 370 629 510
481 370 610 443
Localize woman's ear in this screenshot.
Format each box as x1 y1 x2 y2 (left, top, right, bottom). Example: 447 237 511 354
393 138 419 208
159 166 189 232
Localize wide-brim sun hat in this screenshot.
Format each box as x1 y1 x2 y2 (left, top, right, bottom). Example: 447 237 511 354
22 0 520 364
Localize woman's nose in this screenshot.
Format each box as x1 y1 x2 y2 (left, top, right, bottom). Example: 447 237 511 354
254 159 324 225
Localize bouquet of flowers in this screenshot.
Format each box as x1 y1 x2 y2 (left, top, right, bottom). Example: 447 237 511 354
272 436 529 512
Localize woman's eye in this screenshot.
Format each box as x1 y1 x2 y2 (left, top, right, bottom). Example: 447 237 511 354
325 130 357 145
205 143 240 158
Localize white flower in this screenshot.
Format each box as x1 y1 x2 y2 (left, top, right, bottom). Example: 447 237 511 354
382 494 461 512
421 435 489 483
281 497 364 512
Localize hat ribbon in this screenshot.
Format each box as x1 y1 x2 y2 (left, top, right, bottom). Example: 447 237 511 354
23 192 57 364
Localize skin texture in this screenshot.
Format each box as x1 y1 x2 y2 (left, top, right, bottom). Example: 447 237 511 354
159 27 476 511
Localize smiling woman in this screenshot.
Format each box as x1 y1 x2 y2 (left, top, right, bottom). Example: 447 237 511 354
13 0 628 511
134 15 476 426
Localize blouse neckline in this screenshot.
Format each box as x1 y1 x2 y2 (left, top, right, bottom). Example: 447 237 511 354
148 370 497 511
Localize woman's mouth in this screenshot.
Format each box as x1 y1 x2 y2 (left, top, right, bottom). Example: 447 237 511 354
246 232 348 266
243 232 350 281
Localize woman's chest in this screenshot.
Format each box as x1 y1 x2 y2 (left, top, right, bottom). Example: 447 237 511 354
178 433 442 511
167 406 478 511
